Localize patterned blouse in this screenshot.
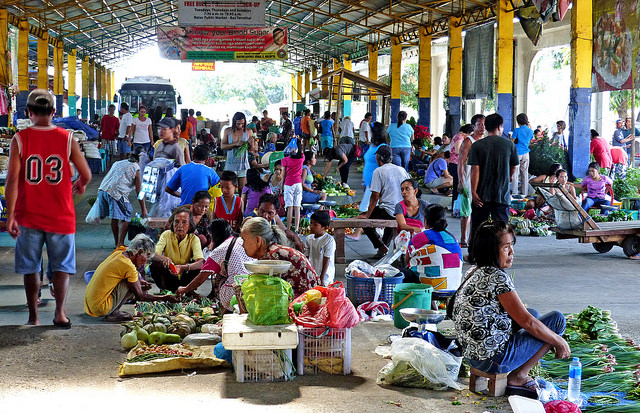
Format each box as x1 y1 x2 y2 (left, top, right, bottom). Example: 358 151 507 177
262 244 319 297
452 266 515 360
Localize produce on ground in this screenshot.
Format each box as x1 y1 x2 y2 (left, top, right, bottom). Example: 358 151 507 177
314 175 356 196
539 306 640 411
509 217 554 237
335 204 361 219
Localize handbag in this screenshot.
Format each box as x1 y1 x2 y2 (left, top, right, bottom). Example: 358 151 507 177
354 144 362 158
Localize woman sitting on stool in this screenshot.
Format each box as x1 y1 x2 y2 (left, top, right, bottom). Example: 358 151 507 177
451 220 570 399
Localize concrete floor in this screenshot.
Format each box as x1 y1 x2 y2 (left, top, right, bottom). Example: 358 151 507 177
0 159 639 411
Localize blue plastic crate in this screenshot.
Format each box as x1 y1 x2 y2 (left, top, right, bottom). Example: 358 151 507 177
345 274 404 307
87 157 102 174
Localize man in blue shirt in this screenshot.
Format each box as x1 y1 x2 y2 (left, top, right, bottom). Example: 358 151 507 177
293 111 302 137
613 119 632 154
511 113 534 196
165 145 220 206
622 117 640 154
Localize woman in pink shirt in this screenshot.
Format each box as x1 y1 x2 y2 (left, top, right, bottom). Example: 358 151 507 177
281 139 305 232
589 129 613 173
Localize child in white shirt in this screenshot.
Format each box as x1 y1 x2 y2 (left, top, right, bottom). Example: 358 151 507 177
305 211 336 286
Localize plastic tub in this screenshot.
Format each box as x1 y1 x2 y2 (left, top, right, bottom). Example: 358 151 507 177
508 395 545 413
84 271 95 284
392 283 433 329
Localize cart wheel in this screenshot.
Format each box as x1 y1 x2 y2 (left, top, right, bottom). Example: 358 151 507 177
622 236 640 257
592 242 615 253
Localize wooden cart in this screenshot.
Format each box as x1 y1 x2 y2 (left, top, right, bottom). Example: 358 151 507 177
532 182 640 257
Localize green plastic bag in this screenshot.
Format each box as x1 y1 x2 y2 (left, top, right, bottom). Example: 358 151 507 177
459 187 472 218
241 274 293 325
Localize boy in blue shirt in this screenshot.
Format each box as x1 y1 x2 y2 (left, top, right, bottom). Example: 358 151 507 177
511 113 534 196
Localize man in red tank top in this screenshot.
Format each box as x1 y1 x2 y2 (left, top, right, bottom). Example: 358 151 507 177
5 89 92 327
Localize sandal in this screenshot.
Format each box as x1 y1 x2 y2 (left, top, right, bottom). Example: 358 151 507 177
53 318 72 329
505 379 538 399
630 254 640 260
460 242 468 248
104 311 133 322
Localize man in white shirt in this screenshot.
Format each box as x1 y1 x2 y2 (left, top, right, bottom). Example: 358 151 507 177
360 145 409 258
129 105 153 153
359 112 373 155
339 116 355 145
118 102 134 160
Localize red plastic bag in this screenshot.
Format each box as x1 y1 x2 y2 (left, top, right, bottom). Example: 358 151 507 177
288 282 362 328
544 400 581 413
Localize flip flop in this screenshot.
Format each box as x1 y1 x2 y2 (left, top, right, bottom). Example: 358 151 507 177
105 312 133 322
630 254 640 260
460 242 469 248
506 380 538 399
53 318 72 329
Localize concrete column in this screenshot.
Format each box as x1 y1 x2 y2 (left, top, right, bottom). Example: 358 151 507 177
0 9 8 125
418 28 432 129
311 66 318 90
296 71 303 102
447 17 462 137
68 49 77 116
53 39 64 116
304 69 310 100
81 55 89 119
89 59 95 120
290 74 296 102
16 19 29 119
390 36 402 123
106 68 111 106
110 70 116 103
37 33 49 90
332 58 340 107
568 0 592 179
95 64 102 114
497 0 514 135
343 55 352 117
368 45 379 122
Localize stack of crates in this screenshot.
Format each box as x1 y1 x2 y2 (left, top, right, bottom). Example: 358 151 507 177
296 327 351 375
221 314 298 383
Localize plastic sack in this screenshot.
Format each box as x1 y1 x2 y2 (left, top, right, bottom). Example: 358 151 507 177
459 187 472 217
283 138 299 156
453 196 461 216
241 274 293 325
85 200 101 224
289 282 362 328
377 337 463 390
345 260 375 278
544 400 582 413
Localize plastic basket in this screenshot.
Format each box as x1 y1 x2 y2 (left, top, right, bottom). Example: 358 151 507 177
232 349 294 382
297 327 351 375
87 157 102 174
344 274 404 307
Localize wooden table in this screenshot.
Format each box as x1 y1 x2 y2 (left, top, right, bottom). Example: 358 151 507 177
330 218 397 263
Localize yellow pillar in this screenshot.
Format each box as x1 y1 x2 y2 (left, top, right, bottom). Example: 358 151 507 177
88 59 95 118
110 70 115 101
81 55 89 118
418 28 432 128
312 66 318 90
95 64 102 114
447 17 463 135
0 9 8 88
68 49 77 115
332 58 340 104
368 45 378 121
296 71 303 102
568 0 593 177
497 0 514 132
343 55 352 117
304 69 310 98
321 63 328 93
390 36 402 121
37 33 49 90
291 73 296 102
52 38 63 115
16 18 29 118
106 69 111 105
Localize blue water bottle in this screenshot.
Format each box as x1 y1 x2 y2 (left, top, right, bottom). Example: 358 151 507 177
567 357 582 403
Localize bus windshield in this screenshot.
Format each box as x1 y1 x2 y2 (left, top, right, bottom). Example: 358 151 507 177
119 85 177 113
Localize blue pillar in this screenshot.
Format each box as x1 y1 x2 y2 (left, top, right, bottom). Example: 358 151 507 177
568 87 591 179
497 93 513 136
447 96 461 138
418 97 431 129
370 100 378 123
89 98 95 120
68 96 77 117
343 100 352 118
55 95 63 117
16 91 29 119
82 97 89 119
390 99 400 124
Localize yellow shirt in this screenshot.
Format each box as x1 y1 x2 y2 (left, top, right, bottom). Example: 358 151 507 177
156 230 204 265
84 247 138 317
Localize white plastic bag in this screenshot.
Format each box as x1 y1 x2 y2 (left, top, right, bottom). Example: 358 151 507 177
85 200 101 225
377 337 463 390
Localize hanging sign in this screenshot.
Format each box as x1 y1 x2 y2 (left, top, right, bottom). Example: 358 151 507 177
158 26 287 61
192 62 216 71
178 1 265 27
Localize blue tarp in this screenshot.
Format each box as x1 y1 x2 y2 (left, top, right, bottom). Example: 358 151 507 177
52 116 99 139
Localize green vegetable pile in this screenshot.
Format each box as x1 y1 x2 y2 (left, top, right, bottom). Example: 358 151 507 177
590 210 635 223
539 306 640 411
334 205 361 219
509 217 553 237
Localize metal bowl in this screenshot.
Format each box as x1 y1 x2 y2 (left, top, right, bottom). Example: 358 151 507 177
399 308 446 325
243 260 292 275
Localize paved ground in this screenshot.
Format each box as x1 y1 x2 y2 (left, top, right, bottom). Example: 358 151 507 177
0 160 639 411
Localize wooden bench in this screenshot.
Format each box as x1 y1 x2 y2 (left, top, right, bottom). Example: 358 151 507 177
330 218 398 264
469 367 509 397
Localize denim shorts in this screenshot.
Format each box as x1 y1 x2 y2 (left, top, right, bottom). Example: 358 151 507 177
97 190 133 221
466 309 566 374
117 138 132 154
15 226 76 274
